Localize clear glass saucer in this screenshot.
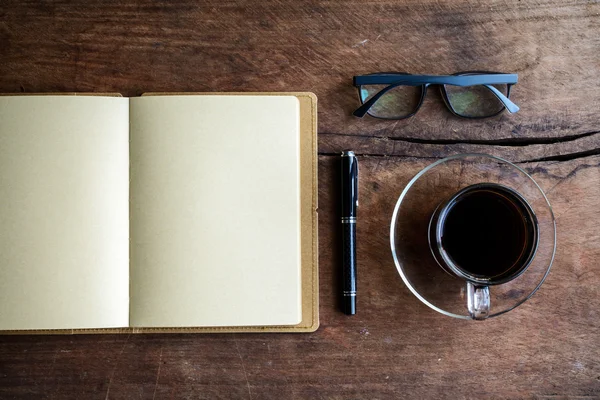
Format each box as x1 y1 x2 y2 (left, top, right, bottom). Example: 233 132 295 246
390 154 556 319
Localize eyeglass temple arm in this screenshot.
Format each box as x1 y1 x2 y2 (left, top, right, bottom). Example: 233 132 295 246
353 83 519 118
483 84 519 114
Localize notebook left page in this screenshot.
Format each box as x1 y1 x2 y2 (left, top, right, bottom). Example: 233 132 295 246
0 95 130 331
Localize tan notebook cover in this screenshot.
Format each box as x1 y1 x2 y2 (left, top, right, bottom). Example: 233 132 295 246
0 92 318 334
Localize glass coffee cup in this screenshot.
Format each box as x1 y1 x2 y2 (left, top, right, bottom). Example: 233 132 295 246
429 183 539 319
390 154 556 319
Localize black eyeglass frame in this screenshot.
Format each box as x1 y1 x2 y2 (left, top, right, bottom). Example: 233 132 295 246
353 71 518 120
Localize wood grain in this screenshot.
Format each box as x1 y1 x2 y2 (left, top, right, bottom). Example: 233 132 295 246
1 155 599 399
0 0 598 141
0 0 599 398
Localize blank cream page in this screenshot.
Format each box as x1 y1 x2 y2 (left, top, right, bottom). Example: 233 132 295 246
129 95 301 327
0 96 130 330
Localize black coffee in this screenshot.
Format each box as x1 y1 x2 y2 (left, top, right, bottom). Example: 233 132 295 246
440 185 537 281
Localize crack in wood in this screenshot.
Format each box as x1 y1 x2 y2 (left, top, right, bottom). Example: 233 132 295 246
318 152 436 159
518 148 600 163
320 130 600 147
318 149 600 164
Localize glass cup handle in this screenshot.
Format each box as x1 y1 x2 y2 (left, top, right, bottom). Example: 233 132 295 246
467 282 490 320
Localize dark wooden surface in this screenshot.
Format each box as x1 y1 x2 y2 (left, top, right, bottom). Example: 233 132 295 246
1 0 599 398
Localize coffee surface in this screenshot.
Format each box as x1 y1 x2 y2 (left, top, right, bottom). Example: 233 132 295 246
441 188 531 279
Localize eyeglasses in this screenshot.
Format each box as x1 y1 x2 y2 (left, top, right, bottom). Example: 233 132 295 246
353 72 519 120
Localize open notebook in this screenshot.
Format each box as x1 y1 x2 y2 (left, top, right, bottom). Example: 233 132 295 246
0 93 318 334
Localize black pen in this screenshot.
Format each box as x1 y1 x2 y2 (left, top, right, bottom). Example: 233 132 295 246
341 151 358 315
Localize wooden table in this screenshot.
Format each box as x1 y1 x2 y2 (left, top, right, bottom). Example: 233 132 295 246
1 1 599 398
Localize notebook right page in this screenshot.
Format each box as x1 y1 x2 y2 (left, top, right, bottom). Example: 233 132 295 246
129 95 302 328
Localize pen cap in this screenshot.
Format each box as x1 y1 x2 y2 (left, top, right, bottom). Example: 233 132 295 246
341 151 358 218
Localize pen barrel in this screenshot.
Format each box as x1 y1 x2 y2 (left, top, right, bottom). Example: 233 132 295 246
341 151 358 315
342 221 357 315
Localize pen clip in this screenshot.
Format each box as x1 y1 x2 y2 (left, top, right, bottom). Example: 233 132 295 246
355 155 359 208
